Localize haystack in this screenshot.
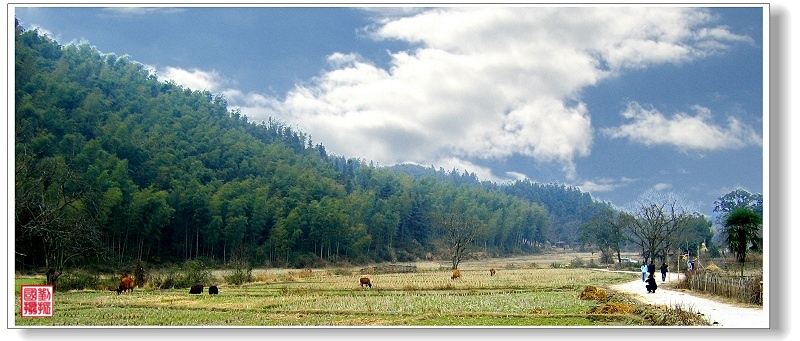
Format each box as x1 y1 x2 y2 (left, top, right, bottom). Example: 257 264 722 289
579 285 609 300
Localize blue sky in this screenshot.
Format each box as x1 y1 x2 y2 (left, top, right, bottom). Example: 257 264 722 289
13 4 767 216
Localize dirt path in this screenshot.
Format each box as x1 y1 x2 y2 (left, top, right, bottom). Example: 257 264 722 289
608 271 768 328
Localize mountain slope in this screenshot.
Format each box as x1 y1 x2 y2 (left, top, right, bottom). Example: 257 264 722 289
14 20 604 273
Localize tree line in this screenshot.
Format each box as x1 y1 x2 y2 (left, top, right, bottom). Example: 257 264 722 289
14 20 761 287
578 188 762 273
14 21 561 283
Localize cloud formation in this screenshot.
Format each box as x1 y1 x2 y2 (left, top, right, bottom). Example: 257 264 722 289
157 67 225 93
160 7 753 182
653 183 674 191
577 179 619 193
603 102 762 151
577 176 636 194
102 7 186 16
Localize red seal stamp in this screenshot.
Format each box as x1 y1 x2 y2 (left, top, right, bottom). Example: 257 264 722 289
20 285 54 318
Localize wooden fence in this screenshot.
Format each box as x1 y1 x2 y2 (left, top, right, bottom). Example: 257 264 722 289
687 272 762 305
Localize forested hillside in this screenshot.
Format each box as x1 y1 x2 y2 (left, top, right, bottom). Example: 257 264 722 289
14 20 608 276
387 164 606 245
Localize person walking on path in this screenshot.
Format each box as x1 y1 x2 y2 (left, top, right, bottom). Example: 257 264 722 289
645 273 658 293
609 271 767 327
647 261 656 278
641 263 647 282
660 262 668 282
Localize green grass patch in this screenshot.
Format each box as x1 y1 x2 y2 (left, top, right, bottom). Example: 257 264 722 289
15 276 46 295
11 267 666 327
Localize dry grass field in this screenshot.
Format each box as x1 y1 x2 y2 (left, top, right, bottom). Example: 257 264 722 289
14 251 704 327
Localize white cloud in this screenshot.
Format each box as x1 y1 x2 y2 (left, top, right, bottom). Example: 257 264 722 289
603 102 762 151
220 7 750 181
695 26 754 44
577 176 635 193
102 7 186 16
577 180 618 193
504 171 530 182
28 25 57 41
653 183 673 191
434 157 517 184
156 67 225 92
103 7 163 15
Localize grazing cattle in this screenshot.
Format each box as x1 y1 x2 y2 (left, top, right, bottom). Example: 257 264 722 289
116 276 135 295
189 284 204 294
489 268 496 276
359 277 372 288
451 269 461 280
209 285 219 295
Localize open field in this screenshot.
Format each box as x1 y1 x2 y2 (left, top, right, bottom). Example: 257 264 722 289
12 252 693 327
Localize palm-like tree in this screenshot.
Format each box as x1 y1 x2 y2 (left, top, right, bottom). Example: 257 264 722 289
723 207 762 276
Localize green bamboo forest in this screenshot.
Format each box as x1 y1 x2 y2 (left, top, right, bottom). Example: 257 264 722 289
14 19 642 281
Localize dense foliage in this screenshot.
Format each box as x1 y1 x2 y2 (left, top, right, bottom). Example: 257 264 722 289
17 19 744 283
723 207 762 270
15 21 618 275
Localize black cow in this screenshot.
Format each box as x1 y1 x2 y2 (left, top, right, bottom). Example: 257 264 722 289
189 284 204 294
209 285 219 295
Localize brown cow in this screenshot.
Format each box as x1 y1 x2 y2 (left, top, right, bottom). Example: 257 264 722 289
451 269 461 280
359 277 372 288
116 276 134 294
489 268 496 276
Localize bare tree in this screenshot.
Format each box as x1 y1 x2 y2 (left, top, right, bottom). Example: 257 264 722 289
625 190 697 265
437 208 485 270
15 152 102 288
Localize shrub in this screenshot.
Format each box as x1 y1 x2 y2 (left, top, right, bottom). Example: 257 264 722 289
56 270 100 292
253 272 277 283
147 269 178 289
569 257 585 268
599 251 615 264
328 268 352 276
636 303 710 326
291 253 320 269
147 260 214 289
177 259 213 288
746 274 764 305
224 267 253 286
133 260 146 287
671 271 692 290
395 249 416 262
224 258 253 285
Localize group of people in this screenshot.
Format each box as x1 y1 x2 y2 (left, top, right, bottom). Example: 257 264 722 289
640 261 668 293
